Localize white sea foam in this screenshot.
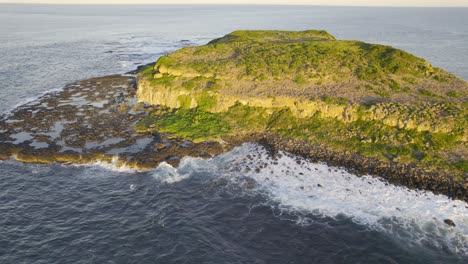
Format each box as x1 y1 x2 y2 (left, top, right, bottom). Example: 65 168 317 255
152 162 190 184
169 143 468 255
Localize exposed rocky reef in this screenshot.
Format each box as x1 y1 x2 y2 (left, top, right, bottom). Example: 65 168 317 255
0 75 225 169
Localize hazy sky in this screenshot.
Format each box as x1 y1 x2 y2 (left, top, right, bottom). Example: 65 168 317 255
1 0 467 7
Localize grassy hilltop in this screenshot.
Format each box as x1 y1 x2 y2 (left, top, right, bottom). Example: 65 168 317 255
136 30 467 180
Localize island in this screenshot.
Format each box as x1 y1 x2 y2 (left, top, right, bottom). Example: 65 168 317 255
0 30 466 201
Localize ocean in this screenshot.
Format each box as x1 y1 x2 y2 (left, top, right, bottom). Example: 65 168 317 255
0 4 467 263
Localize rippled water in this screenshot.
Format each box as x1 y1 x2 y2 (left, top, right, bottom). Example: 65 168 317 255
0 4 467 263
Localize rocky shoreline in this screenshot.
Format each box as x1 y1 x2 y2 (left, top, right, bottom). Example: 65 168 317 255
0 74 466 202
215 131 467 201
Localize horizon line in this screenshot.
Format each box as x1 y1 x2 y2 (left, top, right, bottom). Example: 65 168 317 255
2 2 468 7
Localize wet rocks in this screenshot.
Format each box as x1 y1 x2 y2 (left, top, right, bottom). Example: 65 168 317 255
444 219 456 227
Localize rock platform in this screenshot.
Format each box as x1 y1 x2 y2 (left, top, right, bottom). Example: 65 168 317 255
0 75 224 169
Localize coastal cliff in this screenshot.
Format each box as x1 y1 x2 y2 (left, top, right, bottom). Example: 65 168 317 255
136 30 467 200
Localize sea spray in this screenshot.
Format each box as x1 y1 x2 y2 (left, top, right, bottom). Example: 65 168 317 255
151 143 468 255
64 155 140 173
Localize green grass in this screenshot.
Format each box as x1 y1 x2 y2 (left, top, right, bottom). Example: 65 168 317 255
208 30 336 45
449 161 468 172
149 108 231 140
177 95 192 109
446 91 460 98
148 74 176 87
140 65 155 78
418 89 436 97
195 91 217 110
224 103 270 131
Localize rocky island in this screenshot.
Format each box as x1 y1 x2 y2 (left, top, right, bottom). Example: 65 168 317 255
0 30 466 200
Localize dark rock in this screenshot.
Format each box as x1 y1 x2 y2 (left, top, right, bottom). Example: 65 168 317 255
125 62 155 75
115 92 125 104
156 143 166 150
444 219 456 227
199 151 211 158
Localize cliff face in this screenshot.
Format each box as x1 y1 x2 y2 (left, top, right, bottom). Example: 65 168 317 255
137 77 466 136
136 30 467 183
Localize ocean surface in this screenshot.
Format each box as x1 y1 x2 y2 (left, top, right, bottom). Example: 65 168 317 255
0 4 467 263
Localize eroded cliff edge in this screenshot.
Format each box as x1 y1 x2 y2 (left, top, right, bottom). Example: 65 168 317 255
136 30 467 200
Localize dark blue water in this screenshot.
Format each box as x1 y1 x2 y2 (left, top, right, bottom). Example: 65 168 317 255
1 148 466 264
0 4 467 263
